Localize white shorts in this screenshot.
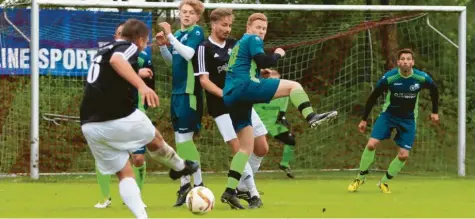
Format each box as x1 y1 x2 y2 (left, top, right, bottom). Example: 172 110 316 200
81 109 155 174
215 108 268 142
251 108 268 137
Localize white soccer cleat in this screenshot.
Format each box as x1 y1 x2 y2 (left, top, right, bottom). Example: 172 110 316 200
94 198 112 209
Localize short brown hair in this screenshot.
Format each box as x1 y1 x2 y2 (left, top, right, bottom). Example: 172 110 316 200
247 13 267 26
397 48 414 59
210 8 234 22
120 19 149 42
179 0 205 16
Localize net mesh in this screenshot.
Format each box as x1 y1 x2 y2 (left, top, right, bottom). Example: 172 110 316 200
0 7 471 177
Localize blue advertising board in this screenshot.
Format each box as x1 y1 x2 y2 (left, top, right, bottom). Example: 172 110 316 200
0 8 153 76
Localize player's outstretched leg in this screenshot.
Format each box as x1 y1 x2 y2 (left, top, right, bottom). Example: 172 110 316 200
274 79 337 128
348 139 378 192
94 164 112 208
146 129 199 180
377 148 408 194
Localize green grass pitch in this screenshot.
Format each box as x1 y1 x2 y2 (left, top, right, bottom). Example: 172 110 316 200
0 172 473 218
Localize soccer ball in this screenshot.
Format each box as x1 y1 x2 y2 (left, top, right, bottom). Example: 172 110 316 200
185 186 215 215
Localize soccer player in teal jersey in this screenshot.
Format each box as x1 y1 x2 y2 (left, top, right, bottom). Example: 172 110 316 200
348 48 439 194
253 70 297 179
94 22 156 209
220 13 338 209
155 0 205 207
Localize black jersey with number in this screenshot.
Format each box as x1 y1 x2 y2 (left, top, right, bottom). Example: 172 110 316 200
80 40 140 125
192 38 236 118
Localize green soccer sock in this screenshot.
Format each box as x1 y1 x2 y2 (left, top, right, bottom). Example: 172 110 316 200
280 144 295 168
357 147 376 180
381 156 406 184
95 164 111 200
176 140 201 163
226 151 250 190
133 162 147 191
289 88 315 120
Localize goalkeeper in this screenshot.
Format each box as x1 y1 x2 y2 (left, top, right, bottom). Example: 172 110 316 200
254 69 296 179
94 22 156 208
348 48 439 194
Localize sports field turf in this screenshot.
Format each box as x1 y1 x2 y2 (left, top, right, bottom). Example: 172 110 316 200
0 171 473 218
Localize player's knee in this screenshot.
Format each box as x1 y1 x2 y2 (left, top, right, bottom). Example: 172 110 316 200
146 129 163 151
253 136 268 157
397 150 410 161
366 138 379 150
132 155 145 167
227 139 240 155
275 132 296 146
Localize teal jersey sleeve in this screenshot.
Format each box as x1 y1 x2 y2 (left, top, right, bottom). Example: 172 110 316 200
375 74 389 89
248 35 265 57
186 26 205 50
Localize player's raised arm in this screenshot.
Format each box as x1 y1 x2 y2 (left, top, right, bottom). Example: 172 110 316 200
156 31 172 65
160 23 204 61
361 75 389 122
246 14 285 69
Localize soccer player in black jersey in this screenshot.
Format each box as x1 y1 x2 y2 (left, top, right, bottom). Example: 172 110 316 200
80 19 198 218
191 8 268 209
93 21 156 209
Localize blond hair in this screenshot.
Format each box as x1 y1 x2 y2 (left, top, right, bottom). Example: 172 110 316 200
247 13 267 26
179 0 205 16
210 8 234 22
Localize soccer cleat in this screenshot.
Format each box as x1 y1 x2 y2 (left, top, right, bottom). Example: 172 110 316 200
236 189 251 203
278 164 295 179
307 110 338 129
169 160 199 180
94 197 112 209
248 196 263 209
173 183 192 207
377 181 391 194
348 178 365 192
221 191 245 209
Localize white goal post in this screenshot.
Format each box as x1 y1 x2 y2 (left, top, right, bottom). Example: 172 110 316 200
29 0 467 179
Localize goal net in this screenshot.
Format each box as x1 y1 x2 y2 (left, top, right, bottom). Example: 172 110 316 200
0 3 470 178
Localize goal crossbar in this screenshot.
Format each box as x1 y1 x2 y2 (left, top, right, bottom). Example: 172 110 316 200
28 0 467 179
36 0 466 12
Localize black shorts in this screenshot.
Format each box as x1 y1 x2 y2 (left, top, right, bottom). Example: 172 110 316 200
205 92 228 118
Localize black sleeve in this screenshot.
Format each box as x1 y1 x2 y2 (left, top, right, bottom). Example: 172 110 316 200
192 44 209 75
253 53 281 69
113 43 139 63
424 80 439 114
362 85 387 121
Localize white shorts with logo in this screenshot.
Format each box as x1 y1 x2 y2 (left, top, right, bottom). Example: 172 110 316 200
81 109 155 174
215 108 268 142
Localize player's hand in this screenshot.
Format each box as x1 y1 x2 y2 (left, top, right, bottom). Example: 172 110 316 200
138 85 159 108
159 22 172 36
138 68 153 79
155 31 168 46
260 68 280 78
358 120 367 133
274 48 285 57
430 113 439 124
